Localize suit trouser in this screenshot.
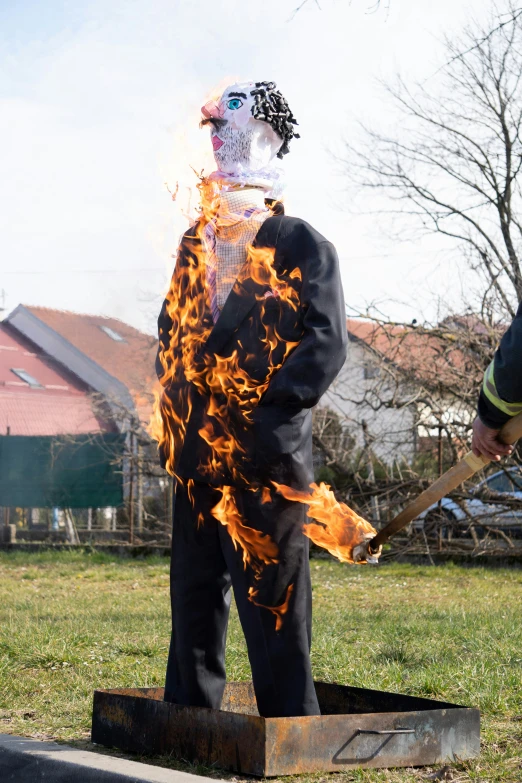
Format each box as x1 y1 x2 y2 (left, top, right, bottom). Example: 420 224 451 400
164 481 320 717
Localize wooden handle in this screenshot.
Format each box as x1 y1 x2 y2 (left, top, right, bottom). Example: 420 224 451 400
371 409 522 550
498 411 522 445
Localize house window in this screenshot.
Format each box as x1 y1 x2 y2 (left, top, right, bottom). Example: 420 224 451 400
363 363 380 380
99 325 125 342
10 368 43 388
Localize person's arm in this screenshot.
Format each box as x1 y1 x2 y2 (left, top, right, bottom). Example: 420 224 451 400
472 303 522 459
258 238 347 410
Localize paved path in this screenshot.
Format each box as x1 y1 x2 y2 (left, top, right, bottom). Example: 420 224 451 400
0 733 222 782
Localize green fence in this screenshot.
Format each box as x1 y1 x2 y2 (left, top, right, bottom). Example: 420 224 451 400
0 434 125 508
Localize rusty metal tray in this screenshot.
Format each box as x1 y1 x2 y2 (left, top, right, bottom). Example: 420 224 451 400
91 681 480 776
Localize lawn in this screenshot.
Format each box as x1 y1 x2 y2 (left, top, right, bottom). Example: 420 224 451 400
0 550 521 782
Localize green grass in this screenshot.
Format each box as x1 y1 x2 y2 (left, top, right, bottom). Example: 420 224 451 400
0 550 521 782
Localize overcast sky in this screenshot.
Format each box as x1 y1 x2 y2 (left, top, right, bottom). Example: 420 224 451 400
0 0 497 334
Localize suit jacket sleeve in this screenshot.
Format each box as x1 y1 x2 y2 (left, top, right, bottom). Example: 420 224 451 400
156 295 172 387
259 238 347 409
156 235 192 468
478 301 522 428
156 278 184 391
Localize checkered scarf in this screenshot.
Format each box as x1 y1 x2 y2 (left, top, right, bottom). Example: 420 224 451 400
203 189 270 323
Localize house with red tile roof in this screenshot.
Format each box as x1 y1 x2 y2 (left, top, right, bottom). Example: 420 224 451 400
0 306 159 516
4 305 157 425
0 323 115 437
322 318 475 464
0 322 126 515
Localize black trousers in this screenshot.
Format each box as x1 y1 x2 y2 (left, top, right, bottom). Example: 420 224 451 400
164 481 320 717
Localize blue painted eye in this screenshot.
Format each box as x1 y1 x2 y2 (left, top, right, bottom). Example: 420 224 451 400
227 98 243 110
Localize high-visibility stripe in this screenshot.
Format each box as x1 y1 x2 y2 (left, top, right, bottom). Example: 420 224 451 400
482 360 522 416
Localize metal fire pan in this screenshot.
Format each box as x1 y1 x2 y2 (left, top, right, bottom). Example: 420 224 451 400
91 681 480 776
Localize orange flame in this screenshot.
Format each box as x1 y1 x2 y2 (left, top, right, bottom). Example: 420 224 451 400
150 174 376 632
152 173 304 487
248 583 294 631
240 244 301 313
273 482 377 564
211 486 279 574
261 486 272 505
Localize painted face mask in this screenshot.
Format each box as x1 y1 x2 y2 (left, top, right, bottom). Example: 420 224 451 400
201 81 299 195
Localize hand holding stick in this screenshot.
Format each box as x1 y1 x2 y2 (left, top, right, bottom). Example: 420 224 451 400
367 410 522 557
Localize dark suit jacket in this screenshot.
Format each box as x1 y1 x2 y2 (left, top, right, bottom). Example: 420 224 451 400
156 214 347 490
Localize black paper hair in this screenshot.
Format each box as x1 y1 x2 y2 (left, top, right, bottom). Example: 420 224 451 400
250 82 300 159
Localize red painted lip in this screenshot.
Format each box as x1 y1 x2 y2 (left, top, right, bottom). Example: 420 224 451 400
212 135 224 151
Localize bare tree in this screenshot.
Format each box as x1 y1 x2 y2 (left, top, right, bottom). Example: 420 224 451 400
310 4 522 558
345 2 522 317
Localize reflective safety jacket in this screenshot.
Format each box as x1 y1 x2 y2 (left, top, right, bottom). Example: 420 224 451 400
478 301 522 428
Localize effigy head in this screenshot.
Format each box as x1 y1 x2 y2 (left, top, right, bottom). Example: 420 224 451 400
201 81 299 177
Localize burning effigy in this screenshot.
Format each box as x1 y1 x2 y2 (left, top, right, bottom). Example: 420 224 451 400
91 80 482 772
152 81 378 718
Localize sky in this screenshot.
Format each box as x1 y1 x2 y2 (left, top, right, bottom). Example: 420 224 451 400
0 0 498 334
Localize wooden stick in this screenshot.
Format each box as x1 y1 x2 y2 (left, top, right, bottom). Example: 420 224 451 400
370 410 522 551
